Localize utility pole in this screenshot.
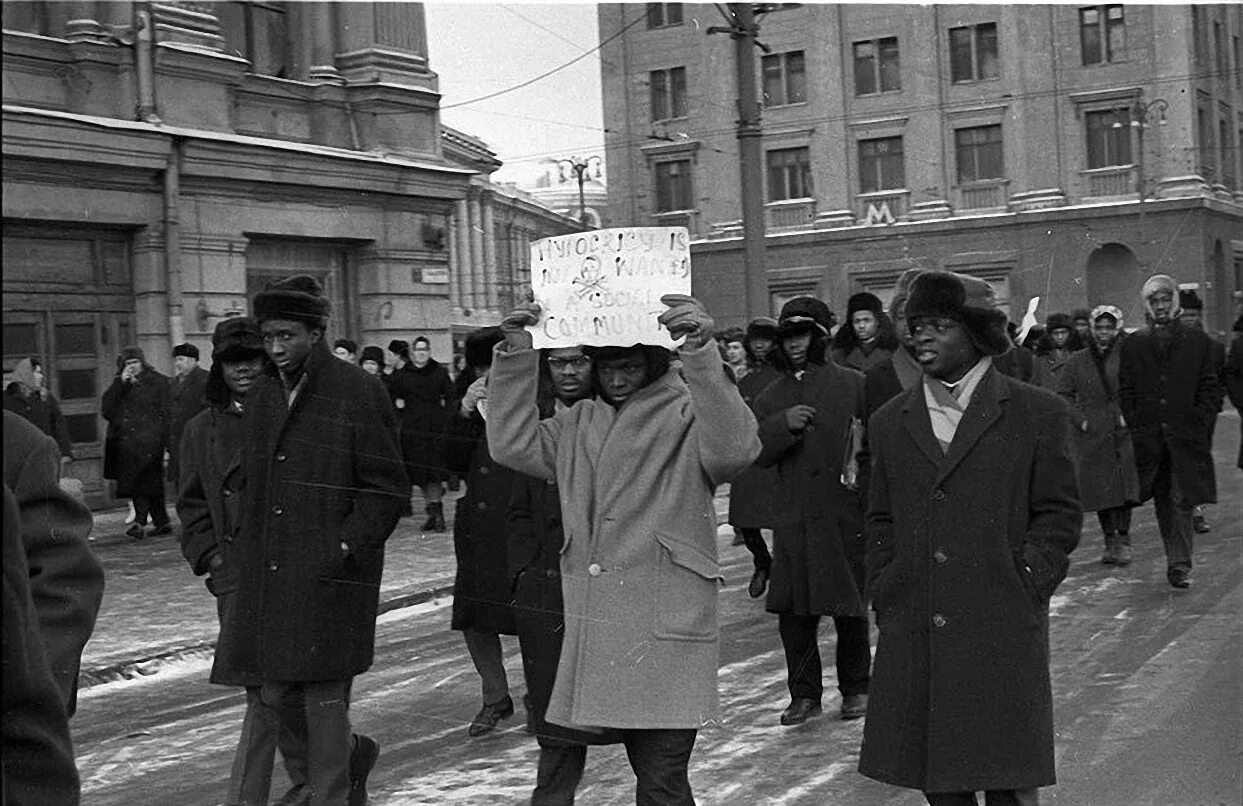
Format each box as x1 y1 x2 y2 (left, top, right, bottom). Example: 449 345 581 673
559 156 600 227
711 5 768 319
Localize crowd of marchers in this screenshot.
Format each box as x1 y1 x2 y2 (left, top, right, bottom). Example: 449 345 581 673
2 267 1242 806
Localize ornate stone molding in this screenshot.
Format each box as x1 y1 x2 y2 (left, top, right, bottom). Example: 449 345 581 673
150 2 224 52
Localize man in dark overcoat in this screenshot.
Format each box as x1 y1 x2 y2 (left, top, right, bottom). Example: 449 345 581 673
226 275 408 806
1118 274 1219 589
752 297 871 725
102 346 171 538
167 342 210 485
859 271 1082 805
508 344 622 804
1226 315 1243 470
1175 288 1226 534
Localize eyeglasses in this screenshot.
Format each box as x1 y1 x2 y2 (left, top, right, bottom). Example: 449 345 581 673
908 318 960 337
547 355 590 371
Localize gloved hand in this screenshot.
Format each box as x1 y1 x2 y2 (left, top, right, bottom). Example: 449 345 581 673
785 405 817 433
657 294 714 349
500 302 542 352
461 376 489 415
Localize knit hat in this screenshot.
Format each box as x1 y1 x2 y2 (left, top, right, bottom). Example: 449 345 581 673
211 317 265 361
360 346 384 366
1045 312 1074 333
252 274 331 329
172 343 200 360
1178 289 1203 310
464 327 503 370
845 292 885 321
776 297 833 337
1090 305 1124 328
905 271 1012 357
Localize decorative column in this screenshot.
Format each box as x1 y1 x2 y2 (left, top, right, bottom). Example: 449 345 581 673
449 202 466 311
482 193 498 311
63 1 108 43
335 1 432 87
469 191 485 312
307 2 343 84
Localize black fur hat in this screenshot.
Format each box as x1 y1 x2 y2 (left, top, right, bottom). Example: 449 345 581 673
905 271 1012 357
211 317 264 361
173 342 200 360
1178 289 1203 310
776 296 833 337
1045 312 1074 333
745 316 779 342
253 274 330 329
464 327 503 370
360 346 384 366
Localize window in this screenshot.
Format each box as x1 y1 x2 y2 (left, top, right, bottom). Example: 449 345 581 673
767 147 812 201
1197 105 1214 176
649 67 687 121
654 160 693 212
853 37 900 96
858 137 905 193
1213 22 1226 80
762 51 806 107
1085 109 1132 168
1220 116 1234 187
646 3 683 29
1192 5 1205 65
949 22 999 82
1080 6 1126 65
955 125 1004 183
217 1 289 78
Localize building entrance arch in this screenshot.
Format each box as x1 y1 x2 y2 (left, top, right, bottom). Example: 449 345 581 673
1085 243 1142 327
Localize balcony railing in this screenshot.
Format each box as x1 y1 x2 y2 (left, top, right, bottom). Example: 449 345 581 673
855 190 909 224
1083 165 1137 198
765 199 816 231
650 209 701 238
956 180 1009 211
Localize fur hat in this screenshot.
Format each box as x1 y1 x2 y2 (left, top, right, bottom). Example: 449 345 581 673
1070 307 1093 325
1178 289 1203 310
387 339 410 359
333 338 358 355
359 346 384 366
776 297 833 336
1090 305 1124 328
464 327 503 370
889 268 926 318
745 316 779 342
173 342 200 360
211 317 265 362
253 274 330 329
116 346 146 372
845 292 885 322
905 271 1012 357
1045 312 1074 333
1140 274 1181 316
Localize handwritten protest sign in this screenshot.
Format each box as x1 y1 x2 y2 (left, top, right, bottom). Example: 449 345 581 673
528 226 692 349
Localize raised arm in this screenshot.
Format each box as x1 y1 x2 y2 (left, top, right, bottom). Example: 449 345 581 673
486 347 561 481
679 338 760 484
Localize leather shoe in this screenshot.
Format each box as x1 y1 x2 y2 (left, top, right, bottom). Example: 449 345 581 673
149 524 173 537
748 568 769 599
126 523 145 539
1193 514 1211 534
468 695 514 737
1167 567 1191 589
779 697 822 726
840 693 867 720
731 531 746 546
273 784 311 806
348 733 379 806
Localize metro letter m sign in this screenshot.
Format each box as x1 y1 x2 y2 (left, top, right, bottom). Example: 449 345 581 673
863 202 895 226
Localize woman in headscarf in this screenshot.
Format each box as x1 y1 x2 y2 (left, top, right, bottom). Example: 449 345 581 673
4 357 72 460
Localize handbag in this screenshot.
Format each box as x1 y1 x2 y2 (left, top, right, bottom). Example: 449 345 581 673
840 416 865 491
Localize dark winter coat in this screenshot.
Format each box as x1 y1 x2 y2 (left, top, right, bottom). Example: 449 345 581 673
166 365 209 483
859 367 1081 793
1225 328 1243 470
176 403 254 686
223 342 408 682
509 466 622 747
753 361 868 616
3 411 104 719
101 366 170 498
727 363 781 529
1118 323 1219 507
831 343 895 374
387 360 453 486
448 409 517 635
4 377 73 458
1056 339 1140 513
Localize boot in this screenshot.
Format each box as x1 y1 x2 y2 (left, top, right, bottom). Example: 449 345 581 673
1114 532 1132 566
1101 533 1118 565
422 501 445 532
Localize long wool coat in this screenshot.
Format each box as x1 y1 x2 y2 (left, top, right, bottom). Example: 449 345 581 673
753 361 868 616
448 409 517 635
727 363 781 529
101 367 170 498
1056 341 1140 512
487 340 760 730
167 365 209 483
177 404 255 686
1226 329 1243 470
222 343 409 682
1118 323 1219 507
858 368 1081 793
387 361 454 486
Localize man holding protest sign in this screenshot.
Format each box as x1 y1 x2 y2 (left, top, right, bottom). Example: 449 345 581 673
486 227 759 805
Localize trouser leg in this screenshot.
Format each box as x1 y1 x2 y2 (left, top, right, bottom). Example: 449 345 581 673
531 743 588 806
777 613 822 701
1152 448 1193 571
739 528 771 572
132 495 151 526
301 679 353 806
462 628 510 705
226 686 280 806
147 487 170 527
984 789 1039 806
621 728 697 806
275 685 310 795
832 615 871 697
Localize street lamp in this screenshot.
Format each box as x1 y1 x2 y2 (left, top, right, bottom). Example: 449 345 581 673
558 156 601 227
1113 98 1168 198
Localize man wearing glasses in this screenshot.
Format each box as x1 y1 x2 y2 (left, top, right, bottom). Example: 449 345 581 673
859 271 1081 806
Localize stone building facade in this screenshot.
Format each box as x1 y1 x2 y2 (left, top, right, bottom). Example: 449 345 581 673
599 3 1243 332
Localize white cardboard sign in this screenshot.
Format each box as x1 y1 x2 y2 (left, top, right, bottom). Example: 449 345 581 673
528 226 692 349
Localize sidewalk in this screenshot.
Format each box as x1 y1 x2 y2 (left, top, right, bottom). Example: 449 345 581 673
79 486 733 688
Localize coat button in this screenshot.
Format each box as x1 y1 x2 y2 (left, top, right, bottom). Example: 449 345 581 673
479 466 489 475
931 489 947 502
276 451 287 462
933 549 948 564
272 505 283 515
932 613 947 627
223 489 233 497
267 561 278 572
588 563 602 577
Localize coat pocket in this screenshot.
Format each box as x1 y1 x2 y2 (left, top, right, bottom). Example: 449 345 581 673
652 532 723 642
